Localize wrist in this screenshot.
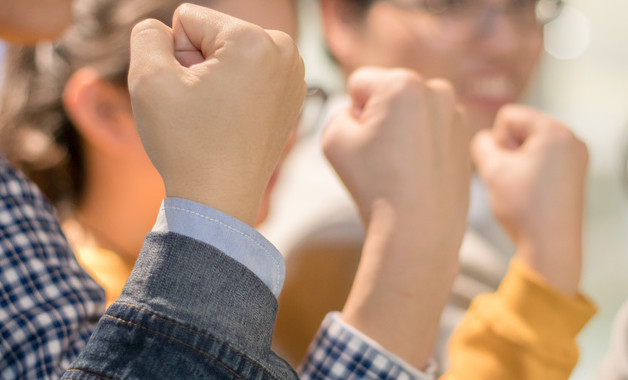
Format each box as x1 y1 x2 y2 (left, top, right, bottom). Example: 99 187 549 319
516 237 582 297
342 198 460 370
165 183 262 227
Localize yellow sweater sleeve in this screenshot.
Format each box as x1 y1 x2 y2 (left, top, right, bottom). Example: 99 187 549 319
440 258 597 380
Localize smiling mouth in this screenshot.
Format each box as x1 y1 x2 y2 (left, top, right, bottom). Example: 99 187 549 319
466 75 517 106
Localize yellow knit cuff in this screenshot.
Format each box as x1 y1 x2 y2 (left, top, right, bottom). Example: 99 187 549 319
499 258 597 339
469 258 597 368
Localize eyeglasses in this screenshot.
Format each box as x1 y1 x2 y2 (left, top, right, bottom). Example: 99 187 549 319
382 0 564 42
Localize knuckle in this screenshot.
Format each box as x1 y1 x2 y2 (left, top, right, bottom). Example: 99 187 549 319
496 103 522 120
543 123 588 160
546 122 573 142
269 30 302 70
321 126 339 160
387 69 425 98
233 24 274 57
270 30 298 55
131 18 162 39
426 78 455 95
174 3 196 18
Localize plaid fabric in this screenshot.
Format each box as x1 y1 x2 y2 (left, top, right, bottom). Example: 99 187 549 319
0 154 435 379
0 157 105 379
300 313 436 380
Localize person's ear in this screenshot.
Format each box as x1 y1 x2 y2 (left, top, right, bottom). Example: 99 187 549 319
63 68 135 156
320 0 365 73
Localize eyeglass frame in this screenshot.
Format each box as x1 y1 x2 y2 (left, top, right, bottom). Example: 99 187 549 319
377 0 564 42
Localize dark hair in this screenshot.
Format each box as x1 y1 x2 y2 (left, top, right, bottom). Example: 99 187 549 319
348 0 374 8
0 0 186 213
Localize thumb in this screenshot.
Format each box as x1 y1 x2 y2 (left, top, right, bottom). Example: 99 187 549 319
129 19 177 91
471 129 505 179
347 68 421 117
322 108 362 169
171 4 229 67
347 67 387 114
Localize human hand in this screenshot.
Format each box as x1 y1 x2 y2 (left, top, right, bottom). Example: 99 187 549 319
322 67 471 369
323 67 471 263
472 105 588 296
128 4 306 226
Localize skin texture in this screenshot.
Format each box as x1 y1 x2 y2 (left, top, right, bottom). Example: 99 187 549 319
0 0 73 43
60 0 297 261
274 0 547 364
471 105 588 296
323 67 471 369
129 4 306 226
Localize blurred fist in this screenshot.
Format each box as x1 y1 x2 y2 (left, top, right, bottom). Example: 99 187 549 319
323 67 471 257
128 4 306 225
472 105 588 295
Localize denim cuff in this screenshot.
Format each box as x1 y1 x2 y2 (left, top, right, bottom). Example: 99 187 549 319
152 198 285 297
118 232 279 361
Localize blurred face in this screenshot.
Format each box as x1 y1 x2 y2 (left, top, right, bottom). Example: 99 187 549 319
329 0 545 133
0 0 73 43
199 0 298 39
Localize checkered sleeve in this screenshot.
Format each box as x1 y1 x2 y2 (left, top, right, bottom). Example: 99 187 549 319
299 312 437 380
0 157 106 379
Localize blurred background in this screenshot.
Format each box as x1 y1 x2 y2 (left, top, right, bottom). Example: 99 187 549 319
0 0 626 378
277 0 628 378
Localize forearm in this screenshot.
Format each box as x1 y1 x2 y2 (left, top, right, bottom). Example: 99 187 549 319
516 221 583 297
341 200 459 370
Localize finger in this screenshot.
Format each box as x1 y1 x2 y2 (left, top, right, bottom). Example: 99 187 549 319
454 105 472 157
425 78 458 135
171 3 232 65
347 67 408 117
347 67 389 117
266 29 299 59
347 68 425 119
492 104 548 150
129 19 177 90
322 108 362 166
470 129 503 178
266 29 306 88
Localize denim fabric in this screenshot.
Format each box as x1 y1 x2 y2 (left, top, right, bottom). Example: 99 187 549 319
62 232 298 379
152 197 285 297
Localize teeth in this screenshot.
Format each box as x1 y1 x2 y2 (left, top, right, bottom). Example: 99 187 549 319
471 76 515 99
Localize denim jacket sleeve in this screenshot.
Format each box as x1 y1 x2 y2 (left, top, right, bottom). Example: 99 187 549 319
62 231 299 380
63 199 435 379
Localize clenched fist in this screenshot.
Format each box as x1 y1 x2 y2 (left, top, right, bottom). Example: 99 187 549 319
323 67 471 260
323 67 472 369
129 4 306 226
472 105 589 295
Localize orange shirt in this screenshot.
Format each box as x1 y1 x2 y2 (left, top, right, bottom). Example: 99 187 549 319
75 246 134 306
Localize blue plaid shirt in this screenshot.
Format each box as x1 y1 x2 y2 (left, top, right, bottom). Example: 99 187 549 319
0 157 434 379
0 156 105 379
301 313 435 380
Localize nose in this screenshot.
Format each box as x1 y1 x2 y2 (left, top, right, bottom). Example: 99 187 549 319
472 6 524 58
